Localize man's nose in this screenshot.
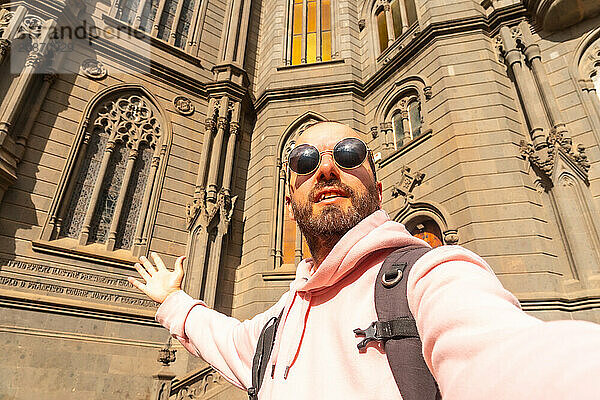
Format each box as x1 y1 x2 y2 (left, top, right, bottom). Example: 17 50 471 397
316 153 340 181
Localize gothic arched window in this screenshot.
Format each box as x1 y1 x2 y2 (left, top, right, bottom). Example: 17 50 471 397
382 93 423 151
287 0 333 65
112 0 200 50
41 88 169 258
373 0 418 54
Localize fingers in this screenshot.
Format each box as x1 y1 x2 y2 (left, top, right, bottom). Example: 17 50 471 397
139 255 156 276
128 276 146 292
151 251 167 271
134 262 151 282
174 256 186 277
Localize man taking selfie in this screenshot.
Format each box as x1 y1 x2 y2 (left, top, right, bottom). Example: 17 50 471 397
129 121 600 399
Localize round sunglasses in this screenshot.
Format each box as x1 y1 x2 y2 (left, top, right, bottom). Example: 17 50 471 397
288 137 372 175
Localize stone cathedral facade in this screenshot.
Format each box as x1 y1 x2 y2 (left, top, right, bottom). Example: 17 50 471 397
1 0 599 398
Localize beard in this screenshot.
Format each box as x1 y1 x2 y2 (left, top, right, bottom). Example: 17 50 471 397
290 178 380 260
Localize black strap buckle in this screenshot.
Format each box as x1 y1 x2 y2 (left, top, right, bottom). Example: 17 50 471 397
353 321 384 351
354 318 419 352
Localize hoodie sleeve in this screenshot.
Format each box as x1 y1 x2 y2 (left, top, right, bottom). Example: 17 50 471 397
407 245 600 400
155 290 289 390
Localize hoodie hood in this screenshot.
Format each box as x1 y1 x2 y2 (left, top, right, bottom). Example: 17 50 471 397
270 209 428 379
293 209 427 292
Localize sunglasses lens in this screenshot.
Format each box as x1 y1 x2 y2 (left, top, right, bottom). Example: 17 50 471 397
333 138 367 169
289 144 319 174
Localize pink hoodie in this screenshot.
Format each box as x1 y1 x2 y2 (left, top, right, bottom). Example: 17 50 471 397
156 210 600 399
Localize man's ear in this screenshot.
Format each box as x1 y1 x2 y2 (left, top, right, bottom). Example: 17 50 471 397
285 195 296 221
377 181 383 206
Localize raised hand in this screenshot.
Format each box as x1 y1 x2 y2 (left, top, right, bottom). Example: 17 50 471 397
128 252 186 304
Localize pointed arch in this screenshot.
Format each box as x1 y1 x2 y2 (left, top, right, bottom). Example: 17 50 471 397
40 84 172 260
394 200 459 246
270 111 327 269
373 76 431 154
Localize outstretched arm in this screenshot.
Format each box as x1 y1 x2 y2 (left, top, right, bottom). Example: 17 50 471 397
408 246 600 400
128 252 286 390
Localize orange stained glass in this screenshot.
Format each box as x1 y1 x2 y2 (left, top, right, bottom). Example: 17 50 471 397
282 212 296 265
321 0 331 31
377 10 388 52
391 0 402 38
307 0 317 33
322 31 332 61
302 236 310 259
411 220 443 248
293 2 303 35
306 32 317 63
406 0 418 26
292 35 302 65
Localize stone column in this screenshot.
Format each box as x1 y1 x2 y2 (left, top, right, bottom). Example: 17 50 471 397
206 96 230 203
79 139 117 245
0 18 56 144
499 26 547 149
398 0 410 33
520 22 567 136
194 98 217 201
384 4 395 45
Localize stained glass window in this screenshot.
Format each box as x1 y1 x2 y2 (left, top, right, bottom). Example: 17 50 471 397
411 220 443 248
408 101 422 138
115 0 140 25
290 0 333 65
392 113 404 150
377 9 388 53
61 132 108 239
116 144 154 249
89 143 129 243
138 0 160 32
406 0 418 26
115 0 197 49
321 0 332 61
375 0 419 55
391 0 402 39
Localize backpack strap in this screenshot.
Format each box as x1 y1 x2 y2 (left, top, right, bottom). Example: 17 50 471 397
354 245 441 400
248 307 284 400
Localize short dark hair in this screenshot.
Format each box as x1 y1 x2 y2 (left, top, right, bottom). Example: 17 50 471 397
298 120 378 182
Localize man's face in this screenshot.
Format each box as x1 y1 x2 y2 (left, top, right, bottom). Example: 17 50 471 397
286 122 383 240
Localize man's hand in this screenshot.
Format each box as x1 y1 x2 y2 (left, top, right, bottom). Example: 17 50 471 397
128 252 186 304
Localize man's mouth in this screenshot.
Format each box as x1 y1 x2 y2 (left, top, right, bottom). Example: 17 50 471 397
314 189 347 203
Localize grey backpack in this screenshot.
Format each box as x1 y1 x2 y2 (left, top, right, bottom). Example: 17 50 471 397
248 245 440 399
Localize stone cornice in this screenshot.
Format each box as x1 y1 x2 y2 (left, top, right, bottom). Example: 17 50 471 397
85 31 208 98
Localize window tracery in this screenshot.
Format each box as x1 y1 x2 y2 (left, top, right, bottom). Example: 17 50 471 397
43 88 168 258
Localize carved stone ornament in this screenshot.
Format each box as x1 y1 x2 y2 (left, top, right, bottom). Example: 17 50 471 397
81 59 108 80
391 166 425 204
173 95 195 115
0 38 10 57
423 85 432 100
16 15 43 39
520 129 590 181
358 18 366 31
0 10 13 33
443 229 459 245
